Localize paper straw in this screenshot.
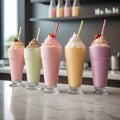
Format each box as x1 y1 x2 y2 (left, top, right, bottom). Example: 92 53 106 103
101 19 106 36
17 26 22 40
36 27 40 40
77 20 84 36
54 22 60 37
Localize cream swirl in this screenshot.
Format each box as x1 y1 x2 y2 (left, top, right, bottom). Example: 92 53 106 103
42 35 61 48
91 35 109 46
66 33 85 48
27 38 40 48
10 38 24 48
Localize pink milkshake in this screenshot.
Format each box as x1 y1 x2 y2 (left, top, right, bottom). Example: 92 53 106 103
48 0 56 18
89 34 111 94
49 8 56 18
64 7 72 17
41 33 62 93
64 0 72 17
8 38 24 87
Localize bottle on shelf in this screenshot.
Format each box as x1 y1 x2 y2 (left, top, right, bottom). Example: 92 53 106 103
72 0 80 17
56 0 64 17
64 0 72 17
48 0 56 18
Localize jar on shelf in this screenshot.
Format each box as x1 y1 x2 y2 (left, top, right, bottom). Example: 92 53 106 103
48 0 56 18
64 0 72 17
56 0 64 17
72 0 80 17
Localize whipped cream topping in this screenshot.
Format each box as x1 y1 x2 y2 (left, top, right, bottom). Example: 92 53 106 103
26 38 40 48
10 39 24 48
66 33 85 48
42 35 61 48
91 35 109 46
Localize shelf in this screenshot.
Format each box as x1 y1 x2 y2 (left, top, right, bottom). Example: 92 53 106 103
30 0 120 22
30 0 120 5
30 17 86 22
30 0 50 4
30 14 120 22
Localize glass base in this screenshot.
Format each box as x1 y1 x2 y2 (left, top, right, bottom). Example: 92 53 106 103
9 81 22 87
94 87 108 95
44 85 59 94
68 87 82 94
20 82 27 87
26 83 41 90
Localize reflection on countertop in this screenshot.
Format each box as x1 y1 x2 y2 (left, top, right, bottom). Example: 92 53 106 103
0 80 120 120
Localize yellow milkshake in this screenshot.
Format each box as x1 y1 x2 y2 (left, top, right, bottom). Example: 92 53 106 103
65 32 86 93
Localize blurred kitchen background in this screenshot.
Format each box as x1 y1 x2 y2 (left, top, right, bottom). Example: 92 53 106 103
0 0 120 68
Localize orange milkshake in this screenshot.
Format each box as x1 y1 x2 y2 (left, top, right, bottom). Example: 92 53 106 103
65 32 86 93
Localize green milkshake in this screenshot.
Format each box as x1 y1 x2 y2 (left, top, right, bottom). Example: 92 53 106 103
24 38 42 89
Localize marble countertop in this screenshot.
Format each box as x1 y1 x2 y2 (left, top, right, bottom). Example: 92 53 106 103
0 66 120 80
0 80 120 120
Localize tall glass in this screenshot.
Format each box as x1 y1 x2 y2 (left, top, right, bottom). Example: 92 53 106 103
8 40 24 87
65 46 86 94
24 39 42 90
41 34 62 93
89 46 111 94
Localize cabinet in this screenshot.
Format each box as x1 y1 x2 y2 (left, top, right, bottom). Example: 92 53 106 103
30 0 120 22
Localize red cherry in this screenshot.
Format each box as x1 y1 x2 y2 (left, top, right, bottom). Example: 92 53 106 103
48 33 55 38
14 38 19 42
94 33 101 39
51 34 55 38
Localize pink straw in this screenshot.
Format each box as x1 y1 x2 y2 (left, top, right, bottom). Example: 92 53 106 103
101 19 106 36
54 22 60 37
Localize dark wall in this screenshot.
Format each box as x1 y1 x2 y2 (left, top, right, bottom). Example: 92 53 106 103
28 2 120 62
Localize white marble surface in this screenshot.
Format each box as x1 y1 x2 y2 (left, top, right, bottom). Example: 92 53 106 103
0 80 120 120
0 66 120 80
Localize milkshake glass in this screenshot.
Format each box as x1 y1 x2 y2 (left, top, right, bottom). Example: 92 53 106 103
41 34 62 93
24 38 42 90
89 34 111 94
8 38 24 87
65 33 86 94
